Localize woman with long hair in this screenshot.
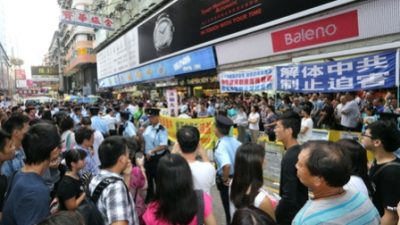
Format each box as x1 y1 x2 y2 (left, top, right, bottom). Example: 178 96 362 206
337 139 373 196
143 154 217 225
231 206 277 225
230 143 275 221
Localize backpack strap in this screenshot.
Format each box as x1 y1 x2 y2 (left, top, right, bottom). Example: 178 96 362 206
195 190 204 225
372 161 400 180
91 177 131 204
65 132 71 151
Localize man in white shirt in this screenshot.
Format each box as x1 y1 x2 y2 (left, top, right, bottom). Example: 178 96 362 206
341 92 361 131
102 108 119 135
174 126 215 195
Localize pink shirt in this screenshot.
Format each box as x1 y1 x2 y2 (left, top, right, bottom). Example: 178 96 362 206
143 192 213 225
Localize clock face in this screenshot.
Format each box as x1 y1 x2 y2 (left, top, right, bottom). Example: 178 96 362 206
153 15 174 52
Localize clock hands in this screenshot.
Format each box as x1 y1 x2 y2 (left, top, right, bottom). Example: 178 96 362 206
159 23 168 34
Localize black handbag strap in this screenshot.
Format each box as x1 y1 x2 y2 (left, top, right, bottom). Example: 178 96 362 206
372 161 400 180
195 190 204 225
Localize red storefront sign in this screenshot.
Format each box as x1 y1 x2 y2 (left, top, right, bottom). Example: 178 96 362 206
271 10 359 52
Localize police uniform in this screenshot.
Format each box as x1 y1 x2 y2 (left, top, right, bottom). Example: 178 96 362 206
142 108 168 203
213 115 241 224
90 107 109 136
120 111 137 138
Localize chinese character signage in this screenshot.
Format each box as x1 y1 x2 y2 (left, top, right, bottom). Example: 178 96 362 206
138 0 341 64
31 66 58 75
61 9 114 31
166 89 178 117
219 67 274 93
276 51 398 92
100 46 216 88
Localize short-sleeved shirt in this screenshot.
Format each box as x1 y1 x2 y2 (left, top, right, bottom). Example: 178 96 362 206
298 118 313 144
143 192 213 225
143 123 168 155
341 100 360 128
89 170 139 225
76 145 99 176
214 136 241 176
293 191 379 225
123 121 137 138
369 157 400 216
91 116 109 135
57 175 84 210
189 161 216 195
1 148 25 177
1 172 50 225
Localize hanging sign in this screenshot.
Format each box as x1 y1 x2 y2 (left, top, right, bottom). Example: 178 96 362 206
61 9 114 31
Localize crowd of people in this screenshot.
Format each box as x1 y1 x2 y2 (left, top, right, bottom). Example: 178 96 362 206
0 89 398 225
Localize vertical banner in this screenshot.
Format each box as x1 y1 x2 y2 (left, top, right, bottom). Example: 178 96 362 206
276 50 397 92
160 116 217 150
219 67 274 93
166 89 178 117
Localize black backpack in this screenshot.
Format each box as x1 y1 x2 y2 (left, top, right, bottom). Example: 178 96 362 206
78 176 131 225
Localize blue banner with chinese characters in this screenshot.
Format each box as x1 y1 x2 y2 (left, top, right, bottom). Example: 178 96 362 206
276 51 398 92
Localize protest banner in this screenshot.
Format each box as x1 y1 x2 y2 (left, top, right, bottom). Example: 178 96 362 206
160 116 217 150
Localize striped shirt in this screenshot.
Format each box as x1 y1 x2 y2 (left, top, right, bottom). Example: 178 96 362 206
293 190 380 225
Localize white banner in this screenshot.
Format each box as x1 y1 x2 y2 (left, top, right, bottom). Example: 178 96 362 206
96 28 139 80
16 80 27 89
166 89 178 117
219 67 274 93
32 75 60 82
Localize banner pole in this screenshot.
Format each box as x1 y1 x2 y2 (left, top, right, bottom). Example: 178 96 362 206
396 48 400 87
397 48 400 129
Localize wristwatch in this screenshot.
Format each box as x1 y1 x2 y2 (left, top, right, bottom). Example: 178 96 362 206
153 13 175 52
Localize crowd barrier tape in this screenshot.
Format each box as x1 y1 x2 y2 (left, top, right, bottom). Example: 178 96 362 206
160 116 218 150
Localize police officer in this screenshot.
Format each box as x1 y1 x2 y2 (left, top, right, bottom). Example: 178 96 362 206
140 108 168 203
214 115 241 224
120 111 137 138
89 106 109 137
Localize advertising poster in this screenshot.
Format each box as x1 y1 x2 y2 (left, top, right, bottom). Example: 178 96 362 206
138 0 337 63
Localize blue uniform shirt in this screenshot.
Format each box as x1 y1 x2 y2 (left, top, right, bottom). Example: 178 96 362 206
91 116 109 135
122 121 137 138
143 123 168 155
214 136 241 176
1 147 25 177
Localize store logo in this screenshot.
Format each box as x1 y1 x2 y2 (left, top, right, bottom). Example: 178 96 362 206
272 10 359 52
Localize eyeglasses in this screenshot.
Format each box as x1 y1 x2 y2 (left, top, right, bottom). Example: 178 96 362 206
361 132 373 138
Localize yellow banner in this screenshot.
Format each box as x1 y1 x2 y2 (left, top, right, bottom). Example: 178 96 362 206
160 116 217 150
